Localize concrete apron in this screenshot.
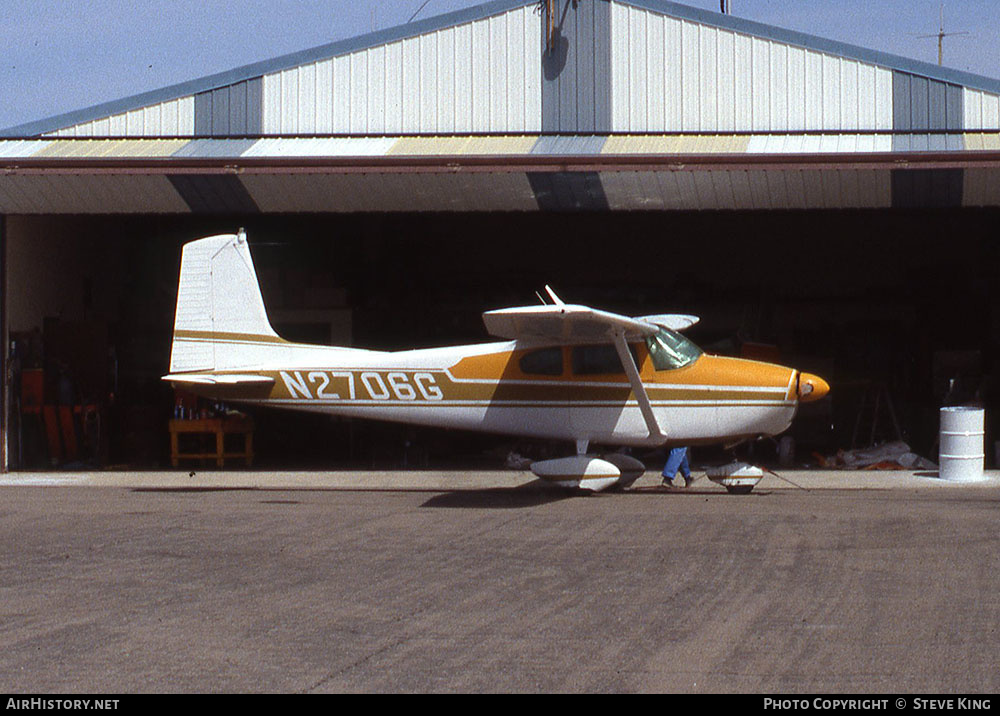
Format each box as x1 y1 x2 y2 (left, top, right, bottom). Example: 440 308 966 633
1 469 998 491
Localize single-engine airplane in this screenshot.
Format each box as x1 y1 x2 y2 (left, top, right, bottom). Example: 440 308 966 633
163 231 829 492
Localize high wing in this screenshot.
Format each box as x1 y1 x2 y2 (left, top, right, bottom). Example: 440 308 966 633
482 303 660 344
483 299 699 343
482 298 678 445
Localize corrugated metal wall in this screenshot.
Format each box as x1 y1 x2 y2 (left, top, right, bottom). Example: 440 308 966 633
30 0 1000 139
610 2 894 132
963 88 1000 130
194 79 263 136
542 0 612 132
891 72 963 131
44 4 541 138
260 5 541 134
48 97 195 137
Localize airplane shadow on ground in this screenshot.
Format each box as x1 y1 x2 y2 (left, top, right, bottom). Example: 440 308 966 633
628 485 773 497
129 482 776 508
130 484 575 509
420 482 774 507
420 483 576 509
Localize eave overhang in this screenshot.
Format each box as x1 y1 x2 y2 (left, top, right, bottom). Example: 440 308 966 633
7 150 1000 173
2 136 999 213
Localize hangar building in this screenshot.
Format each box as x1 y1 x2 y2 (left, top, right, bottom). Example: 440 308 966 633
2 0 999 471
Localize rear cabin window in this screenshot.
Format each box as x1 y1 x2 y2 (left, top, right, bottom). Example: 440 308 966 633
519 347 563 376
571 344 640 375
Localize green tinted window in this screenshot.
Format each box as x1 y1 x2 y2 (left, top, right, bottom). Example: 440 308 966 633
645 327 702 371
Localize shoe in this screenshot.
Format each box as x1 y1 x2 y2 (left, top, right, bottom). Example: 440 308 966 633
683 476 693 488
661 477 674 488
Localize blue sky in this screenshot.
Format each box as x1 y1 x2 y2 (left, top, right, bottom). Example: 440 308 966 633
2 0 999 131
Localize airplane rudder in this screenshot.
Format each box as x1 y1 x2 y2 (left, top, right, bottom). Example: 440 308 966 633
208 230 277 338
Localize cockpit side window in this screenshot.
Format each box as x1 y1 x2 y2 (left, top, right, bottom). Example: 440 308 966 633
519 347 563 376
571 343 640 375
644 327 702 371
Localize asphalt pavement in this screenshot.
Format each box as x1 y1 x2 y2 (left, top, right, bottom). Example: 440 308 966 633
1 469 997 693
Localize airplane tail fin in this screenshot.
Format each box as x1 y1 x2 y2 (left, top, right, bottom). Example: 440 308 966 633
169 230 281 373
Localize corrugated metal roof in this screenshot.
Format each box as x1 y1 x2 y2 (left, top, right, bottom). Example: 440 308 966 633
603 135 751 154
7 134 1000 161
31 139 189 158
746 135 895 154
531 136 608 155
962 133 1000 151
0 140 48 158
388 136 538 156
171 139 262 158
891 134 966 153
244 137 398 157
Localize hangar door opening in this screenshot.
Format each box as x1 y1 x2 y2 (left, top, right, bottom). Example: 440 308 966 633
3 209 998 471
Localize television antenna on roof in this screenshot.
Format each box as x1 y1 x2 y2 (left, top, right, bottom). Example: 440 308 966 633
916 3 968 66
409 0 434 23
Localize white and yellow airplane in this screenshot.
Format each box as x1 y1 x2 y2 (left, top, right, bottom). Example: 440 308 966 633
163 231 829 491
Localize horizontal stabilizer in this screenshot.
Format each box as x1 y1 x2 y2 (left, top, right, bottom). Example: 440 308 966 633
162 374 275 387
163 373 275 401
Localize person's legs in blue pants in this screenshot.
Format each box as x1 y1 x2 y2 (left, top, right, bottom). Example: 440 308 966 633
662 447 691 486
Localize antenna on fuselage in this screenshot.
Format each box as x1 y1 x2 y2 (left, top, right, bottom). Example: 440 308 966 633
544 285 565 306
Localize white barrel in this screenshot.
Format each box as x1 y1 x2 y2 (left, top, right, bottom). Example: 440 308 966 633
939 407 985 482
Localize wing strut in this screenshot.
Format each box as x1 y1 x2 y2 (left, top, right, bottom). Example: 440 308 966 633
612 329 668 446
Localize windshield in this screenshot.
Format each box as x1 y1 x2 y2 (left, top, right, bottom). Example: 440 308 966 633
645 327 702 371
